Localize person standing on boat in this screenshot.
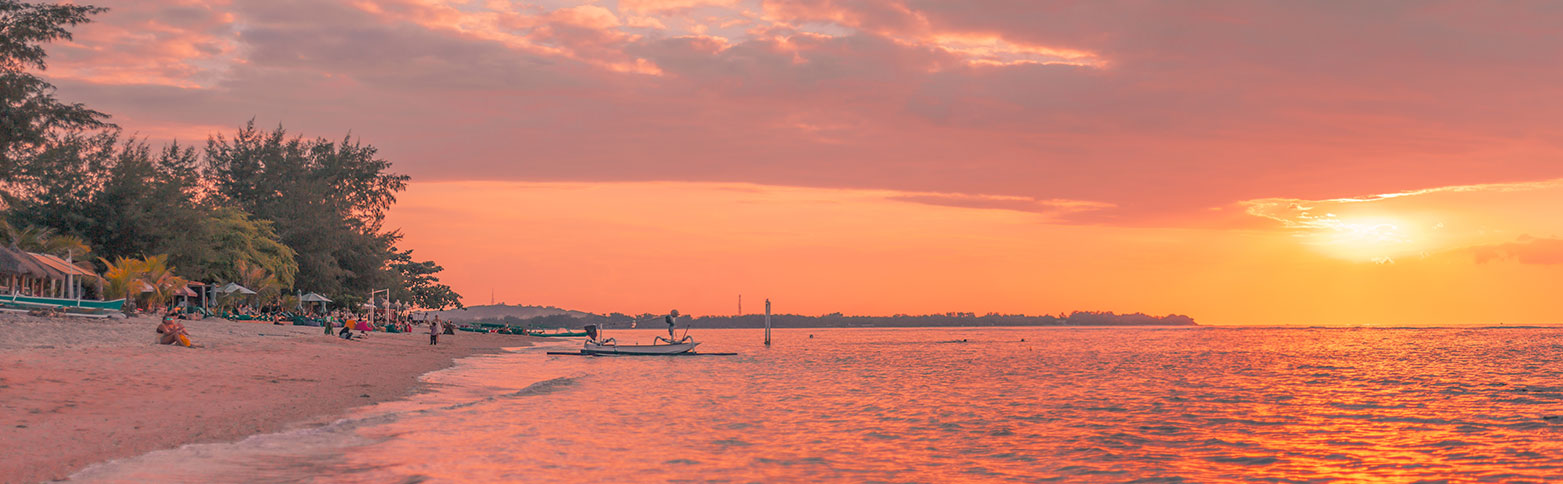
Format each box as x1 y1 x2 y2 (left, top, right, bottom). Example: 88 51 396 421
657 310 691 344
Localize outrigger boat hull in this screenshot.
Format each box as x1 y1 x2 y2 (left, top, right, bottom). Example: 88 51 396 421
581 341 699 355
528 331 590 337
2 294 125 312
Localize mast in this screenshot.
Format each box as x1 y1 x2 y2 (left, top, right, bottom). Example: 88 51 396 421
764 298 771 346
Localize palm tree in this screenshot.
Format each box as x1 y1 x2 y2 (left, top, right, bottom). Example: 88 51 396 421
44 235 91 259
2 224 56 251
139 254 188 310
235 260 282 305
100 256 142 301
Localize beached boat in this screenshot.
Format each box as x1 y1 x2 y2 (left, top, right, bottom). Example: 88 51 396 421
1 294 125 312
581 340 699 355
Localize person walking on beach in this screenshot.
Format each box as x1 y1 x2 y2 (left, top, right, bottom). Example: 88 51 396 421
429 317 440 345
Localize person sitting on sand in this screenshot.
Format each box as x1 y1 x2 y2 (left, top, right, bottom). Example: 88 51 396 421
339 324 353 340
156 316 191 347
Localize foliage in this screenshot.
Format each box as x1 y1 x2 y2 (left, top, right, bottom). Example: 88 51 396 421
203 121 416 298
43 232 86 258
98 255 137 300
0 221 89 261
137 254 186 309
233 259 282 305
388 247 462 310
187 206 296 288
0 0 111 180
1 218 51 249
1 7 459 309
3 134 211 269
97 253 188 310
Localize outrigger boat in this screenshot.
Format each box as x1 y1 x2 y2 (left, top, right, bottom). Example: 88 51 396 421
577 319 699 355
526 328 590 338
1 294 125 312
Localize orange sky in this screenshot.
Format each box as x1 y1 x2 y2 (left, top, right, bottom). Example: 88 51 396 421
388 180 1563 324
44 1 1563 324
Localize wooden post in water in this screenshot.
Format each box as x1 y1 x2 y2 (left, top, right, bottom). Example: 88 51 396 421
764 298 771 346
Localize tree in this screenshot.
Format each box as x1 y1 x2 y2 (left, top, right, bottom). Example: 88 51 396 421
204 122 409 296
98 253 187 310
137 254 186 309
43 233 86 258
233 259 282 307
1 0 111 181
98 255 138 300
184 206 297 288
0 218 50 249
388 246 462 310
3 134 210 272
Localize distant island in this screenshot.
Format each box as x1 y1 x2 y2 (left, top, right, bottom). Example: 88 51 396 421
436 304 1197 329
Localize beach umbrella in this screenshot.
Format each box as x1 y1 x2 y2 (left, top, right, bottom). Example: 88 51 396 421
216 282 257 295
299 292 332 303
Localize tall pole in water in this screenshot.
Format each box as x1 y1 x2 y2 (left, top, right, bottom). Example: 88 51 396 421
764 298 771 346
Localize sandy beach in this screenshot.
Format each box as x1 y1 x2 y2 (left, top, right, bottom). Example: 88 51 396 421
0 312 539 483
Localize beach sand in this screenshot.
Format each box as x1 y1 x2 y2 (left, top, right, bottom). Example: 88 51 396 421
0 312 539 483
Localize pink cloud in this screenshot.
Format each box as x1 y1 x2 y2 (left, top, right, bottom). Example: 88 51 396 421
41 0 1563 227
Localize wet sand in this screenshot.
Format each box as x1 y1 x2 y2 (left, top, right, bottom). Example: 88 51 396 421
0 312 539 483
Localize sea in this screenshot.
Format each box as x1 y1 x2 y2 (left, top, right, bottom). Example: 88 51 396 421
69 327 1563 483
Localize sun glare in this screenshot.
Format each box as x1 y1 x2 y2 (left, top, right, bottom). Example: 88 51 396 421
1302 214 1421 262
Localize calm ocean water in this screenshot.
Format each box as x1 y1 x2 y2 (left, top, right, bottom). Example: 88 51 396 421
71 327 1563 483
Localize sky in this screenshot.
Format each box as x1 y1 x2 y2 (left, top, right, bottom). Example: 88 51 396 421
41 0 1563 324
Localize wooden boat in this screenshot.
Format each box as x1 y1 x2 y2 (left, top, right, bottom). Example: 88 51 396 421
526 329 589 337
581 340 699 355
1 294 125 312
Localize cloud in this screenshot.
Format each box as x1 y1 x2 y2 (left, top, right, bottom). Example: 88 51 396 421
1242 178 1563 230
618 0 743 14
42 0 1563 227
1471 235 1563 265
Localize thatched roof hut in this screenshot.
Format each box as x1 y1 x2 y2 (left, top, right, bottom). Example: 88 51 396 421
0 246 50 278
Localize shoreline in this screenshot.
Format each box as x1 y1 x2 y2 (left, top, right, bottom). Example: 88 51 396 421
0 313 542 483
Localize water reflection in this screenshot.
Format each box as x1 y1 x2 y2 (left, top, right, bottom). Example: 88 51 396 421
75 327 1563 483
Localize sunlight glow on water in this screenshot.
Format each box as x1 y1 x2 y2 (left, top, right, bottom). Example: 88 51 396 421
72 327 1563 482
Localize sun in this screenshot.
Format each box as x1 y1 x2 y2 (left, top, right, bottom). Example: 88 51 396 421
1300 214 1423 262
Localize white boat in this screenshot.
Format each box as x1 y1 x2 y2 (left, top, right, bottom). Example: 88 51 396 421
581 340 700 355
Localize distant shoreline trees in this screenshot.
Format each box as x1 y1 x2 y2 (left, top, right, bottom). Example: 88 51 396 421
0 1 462 310
453 305 1198 329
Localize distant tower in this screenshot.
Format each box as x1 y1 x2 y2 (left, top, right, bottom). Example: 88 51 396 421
490 289 494 305
764 298 772 346
738 294 742 316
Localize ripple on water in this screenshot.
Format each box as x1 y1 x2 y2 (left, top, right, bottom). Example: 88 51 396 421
66 327 1563 483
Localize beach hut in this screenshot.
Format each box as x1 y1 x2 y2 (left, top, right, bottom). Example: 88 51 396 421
25 252 99 299
0 245 51 296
